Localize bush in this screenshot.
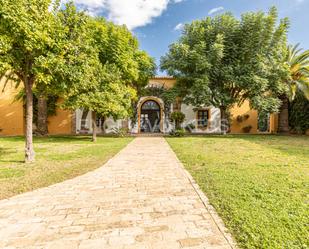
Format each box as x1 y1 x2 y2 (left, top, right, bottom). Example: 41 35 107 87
289 93 309 134
170 111 185 129
170 129 185 137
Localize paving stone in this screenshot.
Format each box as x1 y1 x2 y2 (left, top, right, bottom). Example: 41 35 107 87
45 240 79 249
144 225 169 233
0 137 235 249
109 235 135 246
78 238 107 249
178 237 204 247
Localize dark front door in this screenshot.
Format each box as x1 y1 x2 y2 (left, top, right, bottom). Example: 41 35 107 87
140 100 161 133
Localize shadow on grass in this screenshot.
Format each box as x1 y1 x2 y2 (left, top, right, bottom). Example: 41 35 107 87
0 160 24 163
0 135 93 144
35 136 91 144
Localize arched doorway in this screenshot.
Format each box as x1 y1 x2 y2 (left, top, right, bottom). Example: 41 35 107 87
140 100 161 133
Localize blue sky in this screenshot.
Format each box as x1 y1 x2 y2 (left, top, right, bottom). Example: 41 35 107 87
72 0 309 74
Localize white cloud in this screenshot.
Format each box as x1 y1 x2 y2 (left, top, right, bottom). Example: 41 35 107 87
174 23 184 31
68 0 184 30
72 0 105 14
208 6 224 15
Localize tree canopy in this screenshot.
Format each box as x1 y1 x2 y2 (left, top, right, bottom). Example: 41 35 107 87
161 7 290 119
88 18 156 87
0 0 155 159
62 17 155 141
0 0 74 162
63 64 136 121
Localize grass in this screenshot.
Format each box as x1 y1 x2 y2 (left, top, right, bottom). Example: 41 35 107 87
0 136 133 199
166 135 309 249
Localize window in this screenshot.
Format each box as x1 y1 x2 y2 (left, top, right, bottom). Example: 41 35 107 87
141 100 160 110
197 109 209 128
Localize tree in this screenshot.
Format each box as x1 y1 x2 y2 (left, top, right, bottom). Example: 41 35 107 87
64 64 136 142
133 50 157 93
278 44 309 133
36 85 49 136
63 18 155 141
0 0 56 162
161 7 289 133
0 0 95 162
171 111 185 129
35 3 101 137
14 88 58 136
61 18 155 141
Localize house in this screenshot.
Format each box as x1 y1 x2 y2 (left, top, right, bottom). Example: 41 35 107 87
0 76 279 136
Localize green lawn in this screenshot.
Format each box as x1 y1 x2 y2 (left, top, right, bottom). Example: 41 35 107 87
166 135 309 249
0 136 133 199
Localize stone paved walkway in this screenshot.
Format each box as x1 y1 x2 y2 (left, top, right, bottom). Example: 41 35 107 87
0 137 235 249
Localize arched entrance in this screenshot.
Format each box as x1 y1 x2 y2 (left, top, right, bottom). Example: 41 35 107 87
139 99 162 133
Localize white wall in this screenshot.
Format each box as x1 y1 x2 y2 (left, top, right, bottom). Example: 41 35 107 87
75 109 91 133
129 119 138 134
75 109 124 134
181 104 221 133
163 114 174 133
75 103 221 134
104 118 123 133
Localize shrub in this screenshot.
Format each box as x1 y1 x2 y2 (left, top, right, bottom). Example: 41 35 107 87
289 93 309 134
170 111 185 129
170 128 185 137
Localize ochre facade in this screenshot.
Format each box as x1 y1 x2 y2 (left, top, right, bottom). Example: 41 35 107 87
48 99 73 135
0 78 24 135
148 77 176 89
0 79 73 136
230 101 278 134
0 76 287 135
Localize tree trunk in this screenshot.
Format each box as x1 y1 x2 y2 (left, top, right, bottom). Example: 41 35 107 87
278 95 289 133
37 95 48 136
175 120 179 130
220 106 228 135
92 111 97 142
24 79 35 163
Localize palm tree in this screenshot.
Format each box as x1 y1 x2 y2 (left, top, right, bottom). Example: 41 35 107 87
278 44 309 133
